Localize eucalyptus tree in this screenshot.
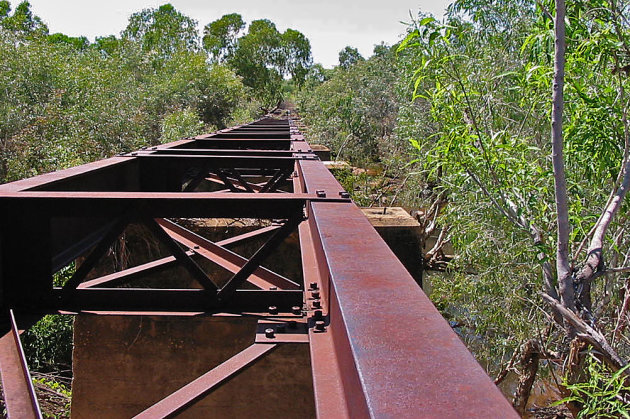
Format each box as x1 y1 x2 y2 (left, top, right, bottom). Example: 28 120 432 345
338 46 364 69
203 13 245 62
0 1 47 37
399 0 630 413
122 3 199 62
204 14 312 107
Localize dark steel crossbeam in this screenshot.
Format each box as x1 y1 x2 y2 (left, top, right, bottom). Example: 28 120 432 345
0 193 342 218
49 288 302 312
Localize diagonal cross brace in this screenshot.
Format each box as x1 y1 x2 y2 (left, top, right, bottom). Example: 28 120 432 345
156 219 300 290
259 168 292 193
62 211 132 291
143 218 218 291
217 217 303 302
132 343 277 419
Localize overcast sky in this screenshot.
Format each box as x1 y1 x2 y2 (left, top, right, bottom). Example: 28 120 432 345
25 0 450 68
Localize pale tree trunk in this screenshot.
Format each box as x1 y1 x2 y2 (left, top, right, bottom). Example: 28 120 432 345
551 0 576 320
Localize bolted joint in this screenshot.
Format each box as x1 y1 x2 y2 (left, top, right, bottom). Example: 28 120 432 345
265 328 275 338
268 306 278 315
314 320 326 332
339 191 350 199
316 190 326 198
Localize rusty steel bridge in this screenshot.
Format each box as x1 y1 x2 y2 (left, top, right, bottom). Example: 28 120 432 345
0 111 517 418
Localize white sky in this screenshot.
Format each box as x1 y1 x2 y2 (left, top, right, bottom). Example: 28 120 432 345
25 0 450 68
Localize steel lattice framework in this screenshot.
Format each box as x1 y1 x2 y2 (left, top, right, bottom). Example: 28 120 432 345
0 111 518 418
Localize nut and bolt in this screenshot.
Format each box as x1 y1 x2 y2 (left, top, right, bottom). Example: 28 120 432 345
309 282 318 290
269 286 277 290
312 300 322 309
193 245 200 249
316 190 326 198
313 310 323 320
314 320 326 332
268 306 278 315
311 291 320 299
292 305 302 315
339 191 350 199
265 328 275 338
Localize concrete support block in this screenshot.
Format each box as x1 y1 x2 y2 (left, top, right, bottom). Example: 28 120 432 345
361 207 424 287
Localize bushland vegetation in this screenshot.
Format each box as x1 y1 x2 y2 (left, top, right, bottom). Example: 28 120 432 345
298 0 630 416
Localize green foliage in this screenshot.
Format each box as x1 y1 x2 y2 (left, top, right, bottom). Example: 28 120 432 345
160 107 205 142
0 1 48 37
0 4 249 182
298 44 404 167
203 13 245 62
394 0 630 390
338 46 364 69
21 315 74 372
557 355 630 418
122 3 199 62
206 13 312 107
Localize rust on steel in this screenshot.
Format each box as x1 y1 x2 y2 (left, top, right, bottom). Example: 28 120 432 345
0 110 517 417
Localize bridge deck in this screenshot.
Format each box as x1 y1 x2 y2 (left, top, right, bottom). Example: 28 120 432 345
0 111 517 418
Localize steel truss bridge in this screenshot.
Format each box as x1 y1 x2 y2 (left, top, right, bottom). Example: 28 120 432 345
0 111 517 418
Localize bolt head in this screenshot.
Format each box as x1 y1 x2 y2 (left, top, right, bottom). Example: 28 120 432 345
292 305 302 315
309 282 318 290
311 291 320 299
313 310 323 320
316 190 326 198
314 320 326 332
268 306 278 315
265 328 275 338
339 191 350 199
312 300 322 309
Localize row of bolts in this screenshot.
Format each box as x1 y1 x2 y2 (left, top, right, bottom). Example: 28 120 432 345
264 281 325 338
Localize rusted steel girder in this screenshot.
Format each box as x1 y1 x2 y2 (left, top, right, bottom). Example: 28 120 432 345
0 112 517 417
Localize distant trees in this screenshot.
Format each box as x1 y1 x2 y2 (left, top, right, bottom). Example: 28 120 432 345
204 13 312 107
338 46 364 69
122 4 199 61
0 1 255 183
0 2 319 184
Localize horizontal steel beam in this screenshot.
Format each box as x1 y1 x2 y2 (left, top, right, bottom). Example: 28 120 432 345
51 288 303 313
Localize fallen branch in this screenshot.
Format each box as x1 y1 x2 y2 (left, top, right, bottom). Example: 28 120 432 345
542 293 626 370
